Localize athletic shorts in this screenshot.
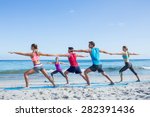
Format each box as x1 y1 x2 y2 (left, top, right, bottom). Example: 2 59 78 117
67 66 82 74
89 64 104 73
33 64 44 73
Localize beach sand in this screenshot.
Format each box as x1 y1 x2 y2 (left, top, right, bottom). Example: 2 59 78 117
0 75 150 100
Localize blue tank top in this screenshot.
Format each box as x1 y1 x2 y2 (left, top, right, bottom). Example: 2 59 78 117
90 48 101 65
122 51 129 62
122 52 129 61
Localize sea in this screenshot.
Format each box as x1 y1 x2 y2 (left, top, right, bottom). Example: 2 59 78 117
0 59 150 84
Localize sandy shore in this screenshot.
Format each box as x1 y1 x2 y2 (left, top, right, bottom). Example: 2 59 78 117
0 75 150 100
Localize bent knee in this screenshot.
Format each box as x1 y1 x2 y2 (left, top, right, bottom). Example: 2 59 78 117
84 70 88 74
64 71 68 75
24 72 27 76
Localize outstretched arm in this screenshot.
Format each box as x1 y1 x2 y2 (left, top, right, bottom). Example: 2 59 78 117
128 52 139 55
47 62 55 64
55 54 70 57
100 50 112 55
39 52 56 57
76 54 88 58
110 52 125 55
110 52 139 55
8 52 32 56
59 62 69 65
74 49 91 53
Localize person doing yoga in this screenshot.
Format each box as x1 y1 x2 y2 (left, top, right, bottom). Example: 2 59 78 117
110 46 140 82
9 44 56 87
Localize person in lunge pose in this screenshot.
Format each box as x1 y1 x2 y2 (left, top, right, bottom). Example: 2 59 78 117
56 47 88 85
9 44 56 87
110 46 140 82
47 57 68 83
74 41 114 85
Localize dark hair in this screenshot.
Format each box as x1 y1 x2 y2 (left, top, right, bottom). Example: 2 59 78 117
31 44 38 49
89 41 95 47
68 47 74 50
68 47 74 52
31 44 39 55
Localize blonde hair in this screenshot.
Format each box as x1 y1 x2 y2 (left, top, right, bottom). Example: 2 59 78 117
123 46 130 57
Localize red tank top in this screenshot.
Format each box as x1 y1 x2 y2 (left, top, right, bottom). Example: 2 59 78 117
68 53 78 67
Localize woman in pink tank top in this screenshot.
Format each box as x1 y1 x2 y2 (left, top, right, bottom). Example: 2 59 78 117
9 44 55 87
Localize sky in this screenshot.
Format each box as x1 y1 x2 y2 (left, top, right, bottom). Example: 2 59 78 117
0 0 150 60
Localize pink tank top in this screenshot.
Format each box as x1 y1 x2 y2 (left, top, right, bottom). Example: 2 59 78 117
68 53 78 67
32 52 39 62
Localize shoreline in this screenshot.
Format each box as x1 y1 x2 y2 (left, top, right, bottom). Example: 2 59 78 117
0 75 150 100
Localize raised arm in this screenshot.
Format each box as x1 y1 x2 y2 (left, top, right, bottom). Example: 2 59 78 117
74 49 91 53
110 52 139 55
55 54 70 57
128 52 139 55
76 54 88 58
47 62 55 64
8 52 32 56
110 52 125 55
59 62 69 65
39 52 56 57
100 50 112 55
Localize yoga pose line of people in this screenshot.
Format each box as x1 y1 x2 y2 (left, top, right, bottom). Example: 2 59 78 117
8 42 141 87
9 44 56 87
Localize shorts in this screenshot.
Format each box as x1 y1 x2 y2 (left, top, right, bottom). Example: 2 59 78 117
67 66 82 74
33 64 44 73
89 64 104 73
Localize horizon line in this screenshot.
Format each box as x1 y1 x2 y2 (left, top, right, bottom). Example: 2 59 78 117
0 58 150 61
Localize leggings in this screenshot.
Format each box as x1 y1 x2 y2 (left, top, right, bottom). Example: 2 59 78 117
119 62 137 75
51 70 66 77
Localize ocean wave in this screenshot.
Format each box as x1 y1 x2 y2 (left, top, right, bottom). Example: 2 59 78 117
141 66 150 70
0 69 27 74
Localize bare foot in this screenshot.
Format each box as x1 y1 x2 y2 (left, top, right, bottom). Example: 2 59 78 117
24 86 30 89
109 82 115 85
65 83 70 86
136 80 140 82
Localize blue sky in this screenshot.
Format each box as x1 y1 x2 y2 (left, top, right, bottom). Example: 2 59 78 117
0 0 150 60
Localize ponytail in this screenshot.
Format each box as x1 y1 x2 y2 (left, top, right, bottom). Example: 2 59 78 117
31 44 39 56
123 46 130 57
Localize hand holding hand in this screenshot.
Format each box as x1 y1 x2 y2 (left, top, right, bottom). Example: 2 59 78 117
8 52 14 54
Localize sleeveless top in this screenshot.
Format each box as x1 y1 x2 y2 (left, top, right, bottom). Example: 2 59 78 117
122 51 129 62
31 52 39 62
55 62 62 71
68 53 78 67
90 48 101 65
